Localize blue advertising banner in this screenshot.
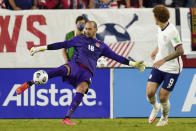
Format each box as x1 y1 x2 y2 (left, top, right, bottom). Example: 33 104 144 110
114 68 196 117
0 69 110 118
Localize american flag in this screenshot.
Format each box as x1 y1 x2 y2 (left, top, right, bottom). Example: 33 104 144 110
103 41 135 67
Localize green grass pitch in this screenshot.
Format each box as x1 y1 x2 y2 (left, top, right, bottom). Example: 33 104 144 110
0 118 196 131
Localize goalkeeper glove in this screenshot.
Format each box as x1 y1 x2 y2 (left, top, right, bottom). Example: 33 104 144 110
129 61 146 72
30 46 47 56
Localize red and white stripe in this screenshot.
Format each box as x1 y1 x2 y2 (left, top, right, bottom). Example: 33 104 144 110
104 41 135 67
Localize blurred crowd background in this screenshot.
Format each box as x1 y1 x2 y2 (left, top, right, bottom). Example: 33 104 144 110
0 0 195 10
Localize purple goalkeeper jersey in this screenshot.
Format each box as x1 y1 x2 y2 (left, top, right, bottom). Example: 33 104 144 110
48 35 129 75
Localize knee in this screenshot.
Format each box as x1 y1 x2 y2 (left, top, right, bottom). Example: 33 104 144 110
159 95 168 103
146 82 158 98
146 87 156 98
76 82 89 94
147 92 155 99
77 87 88 94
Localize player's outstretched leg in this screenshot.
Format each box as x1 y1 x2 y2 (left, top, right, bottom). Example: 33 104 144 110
16 81 34 95
16 65 69 95
147 94 161 123
47 65 69 79
156 100 170 126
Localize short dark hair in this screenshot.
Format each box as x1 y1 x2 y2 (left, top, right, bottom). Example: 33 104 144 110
153 5 170 23
75 16 86 24
86 21 97 28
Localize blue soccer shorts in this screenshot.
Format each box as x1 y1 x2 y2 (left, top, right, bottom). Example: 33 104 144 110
148 68 180 92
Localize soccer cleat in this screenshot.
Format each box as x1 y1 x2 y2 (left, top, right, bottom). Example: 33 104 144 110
61 118 76 125
16 82 30 95
148 103 161 124
156 117 168 126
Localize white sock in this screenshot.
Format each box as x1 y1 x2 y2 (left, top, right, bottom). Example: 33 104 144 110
147 94 159 109
160 100 170 119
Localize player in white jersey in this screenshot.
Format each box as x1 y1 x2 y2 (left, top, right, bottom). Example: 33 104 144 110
146 5 184 126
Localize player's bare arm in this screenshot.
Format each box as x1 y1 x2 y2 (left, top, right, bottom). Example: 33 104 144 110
151 46 158 60
153 45 184 68
164 45 184 61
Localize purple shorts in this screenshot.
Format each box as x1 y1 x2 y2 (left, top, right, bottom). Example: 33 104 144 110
148 68 180 92
64 62 93 87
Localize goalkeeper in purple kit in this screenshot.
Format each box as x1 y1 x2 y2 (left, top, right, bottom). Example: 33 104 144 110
16 21 145 125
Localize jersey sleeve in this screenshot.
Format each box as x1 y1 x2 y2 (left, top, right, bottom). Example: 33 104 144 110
47 36 79 50
170 30 182 48
101 43 129 65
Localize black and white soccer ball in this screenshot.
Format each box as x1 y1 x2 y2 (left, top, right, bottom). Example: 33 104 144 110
33 70 48 85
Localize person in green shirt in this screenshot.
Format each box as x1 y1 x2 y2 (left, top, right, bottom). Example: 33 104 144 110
63 15 87 62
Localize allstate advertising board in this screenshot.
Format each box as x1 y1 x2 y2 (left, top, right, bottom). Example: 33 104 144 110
114 68 196 117
0 69 110 118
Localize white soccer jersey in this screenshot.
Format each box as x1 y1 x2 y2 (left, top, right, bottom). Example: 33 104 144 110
154 23 183 74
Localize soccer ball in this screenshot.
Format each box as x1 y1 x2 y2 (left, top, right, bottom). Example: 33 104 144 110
97 57 108 67
33 70 48 85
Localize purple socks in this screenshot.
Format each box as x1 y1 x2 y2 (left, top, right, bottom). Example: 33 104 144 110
65 92 84 118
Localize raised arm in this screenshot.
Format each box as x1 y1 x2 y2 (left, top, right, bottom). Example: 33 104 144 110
29 37 79 56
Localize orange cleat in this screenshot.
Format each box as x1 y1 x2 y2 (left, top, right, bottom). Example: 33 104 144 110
16 82 30 95
61 118 76 125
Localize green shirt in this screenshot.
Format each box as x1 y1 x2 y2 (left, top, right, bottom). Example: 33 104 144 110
65 31 75 60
